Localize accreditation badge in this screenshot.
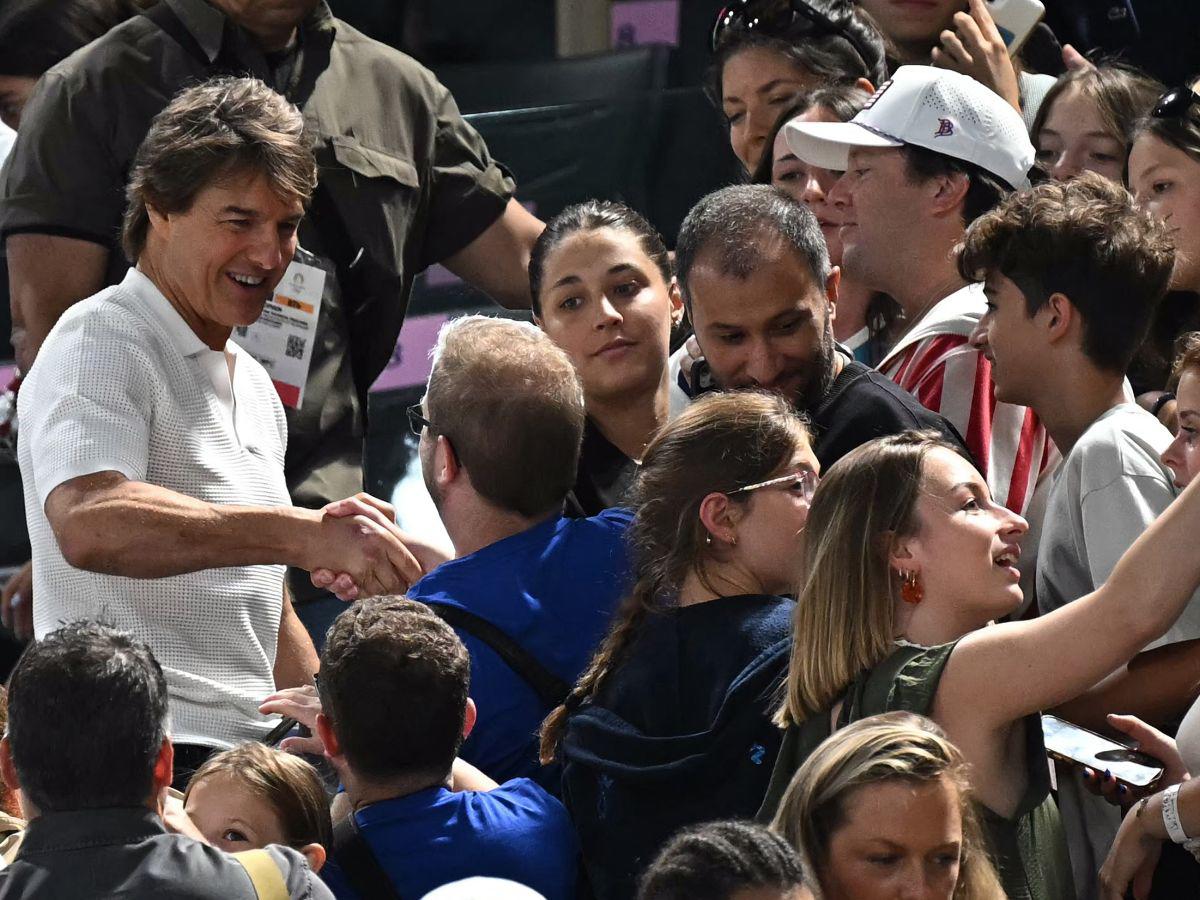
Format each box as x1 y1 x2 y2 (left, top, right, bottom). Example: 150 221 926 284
233 259 326 409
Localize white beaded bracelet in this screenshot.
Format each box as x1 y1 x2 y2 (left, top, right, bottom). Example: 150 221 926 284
1163 783 1190 845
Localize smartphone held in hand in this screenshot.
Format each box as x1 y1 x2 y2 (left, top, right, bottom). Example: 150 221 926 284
986 0 1045 55
1043 714 1165 790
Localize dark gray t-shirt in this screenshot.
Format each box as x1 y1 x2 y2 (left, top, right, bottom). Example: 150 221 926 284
0 808 332 900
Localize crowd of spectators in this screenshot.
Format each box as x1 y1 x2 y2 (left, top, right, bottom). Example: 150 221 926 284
2 0 1200 898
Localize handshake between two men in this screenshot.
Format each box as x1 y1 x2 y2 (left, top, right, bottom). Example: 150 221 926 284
36 473 447 609
305 493 449 600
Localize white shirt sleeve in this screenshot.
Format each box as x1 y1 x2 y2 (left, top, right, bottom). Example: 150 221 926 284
21 310 154 508
1079 472 1174 588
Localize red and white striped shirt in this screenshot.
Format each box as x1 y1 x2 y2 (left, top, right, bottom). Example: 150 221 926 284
878 284 1058 516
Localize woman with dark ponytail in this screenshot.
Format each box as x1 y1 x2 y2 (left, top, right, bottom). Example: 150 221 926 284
540 390 816 900
531 200 684 517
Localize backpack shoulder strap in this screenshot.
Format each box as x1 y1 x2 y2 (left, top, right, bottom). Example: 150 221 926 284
427 602 571 709
232 848 289 900
332 812 403 900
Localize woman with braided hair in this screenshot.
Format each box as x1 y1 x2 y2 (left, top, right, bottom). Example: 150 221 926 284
539 390 816 900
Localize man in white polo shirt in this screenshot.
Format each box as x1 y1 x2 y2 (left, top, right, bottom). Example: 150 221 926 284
16 77 422 776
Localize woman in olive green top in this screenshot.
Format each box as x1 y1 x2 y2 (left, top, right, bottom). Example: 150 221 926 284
760 432 1200 900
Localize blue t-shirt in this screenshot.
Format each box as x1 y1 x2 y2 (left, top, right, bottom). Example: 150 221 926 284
409 509 632 785
321 779 579 900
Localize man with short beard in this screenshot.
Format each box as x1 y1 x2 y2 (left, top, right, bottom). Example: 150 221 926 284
675 184 966 469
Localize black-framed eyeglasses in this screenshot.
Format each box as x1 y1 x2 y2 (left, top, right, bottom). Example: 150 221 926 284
710 0 870 66
1153 86 1200 119
729 469 819 505
406 403 433 437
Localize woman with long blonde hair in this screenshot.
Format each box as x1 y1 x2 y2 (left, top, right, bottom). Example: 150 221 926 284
772 712 1003 899
761 430 1200 899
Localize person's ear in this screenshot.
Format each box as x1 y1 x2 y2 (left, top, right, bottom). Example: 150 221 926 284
1042 292 1075 345
152 738 174 796
855 77 876 95
462 697 477 741
698 491 742 546
315 713 343 762
145 201 169 235
434 434 460 491
825 265 841 322
668 279 685 327
300 842 327 873
929 171 970 218
883 529 920 577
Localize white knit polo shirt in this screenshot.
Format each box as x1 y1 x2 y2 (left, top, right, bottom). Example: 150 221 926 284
18 267 291 749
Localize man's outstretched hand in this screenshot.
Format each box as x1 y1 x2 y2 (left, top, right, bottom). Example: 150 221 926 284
309 493 451 600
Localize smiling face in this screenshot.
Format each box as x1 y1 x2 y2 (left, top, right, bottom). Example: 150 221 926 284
972 272 1049 407
687 233 837 411
902 448 1028 627
1035 85 1128 184
1163 367 1200 489
144 169 303 346
1128 133 1200 293
722 47 818 173
821 775 964 900
536 227 679 404
773 106 847 264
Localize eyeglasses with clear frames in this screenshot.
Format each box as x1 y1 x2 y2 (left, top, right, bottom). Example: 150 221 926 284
729 469 819 504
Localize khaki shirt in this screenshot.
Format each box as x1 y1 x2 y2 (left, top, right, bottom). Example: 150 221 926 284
0 0 514 548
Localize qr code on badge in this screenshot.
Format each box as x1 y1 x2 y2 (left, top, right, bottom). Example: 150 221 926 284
285 334 307 360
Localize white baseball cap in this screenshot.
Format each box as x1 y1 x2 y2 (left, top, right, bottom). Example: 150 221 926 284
783 65 1035 190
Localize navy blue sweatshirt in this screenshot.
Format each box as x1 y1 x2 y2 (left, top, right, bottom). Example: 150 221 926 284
558 594 793 900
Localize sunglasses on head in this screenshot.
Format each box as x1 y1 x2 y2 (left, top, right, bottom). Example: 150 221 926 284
710 0 870 65
1153 86 1200 119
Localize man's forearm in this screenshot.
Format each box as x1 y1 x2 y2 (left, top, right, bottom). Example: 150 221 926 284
48 475 319 578
1052 639 1200 734
441 198 543 311
7 233 109 371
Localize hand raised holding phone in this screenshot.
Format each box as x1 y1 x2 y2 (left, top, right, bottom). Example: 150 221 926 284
931 0 1024 113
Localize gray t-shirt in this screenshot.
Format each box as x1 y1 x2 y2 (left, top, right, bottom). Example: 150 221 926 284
1036 403 1194 640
